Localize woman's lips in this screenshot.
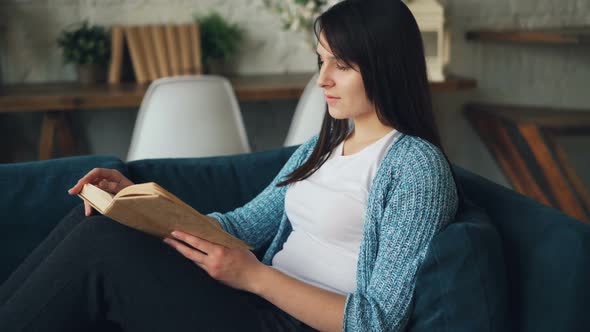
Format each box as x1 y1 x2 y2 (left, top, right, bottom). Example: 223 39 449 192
325 95 340 104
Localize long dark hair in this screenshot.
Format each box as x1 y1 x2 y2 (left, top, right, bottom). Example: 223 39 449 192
276 0 463 207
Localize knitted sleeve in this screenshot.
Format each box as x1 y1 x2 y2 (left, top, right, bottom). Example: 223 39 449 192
343 144 459 331
207 136 318 250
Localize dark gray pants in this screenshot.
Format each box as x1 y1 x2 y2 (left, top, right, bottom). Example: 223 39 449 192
0 205 314 332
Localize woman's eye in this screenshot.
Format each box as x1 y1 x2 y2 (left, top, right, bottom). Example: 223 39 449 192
336 63 350 71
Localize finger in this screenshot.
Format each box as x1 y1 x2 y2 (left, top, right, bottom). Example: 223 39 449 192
171 231 217 254
84 201 93 216
69 168 120 193
164 238 207 264
194 261 208 272
100 168 125 183
69 169 104 194
97 180 121 194
94 170 130 193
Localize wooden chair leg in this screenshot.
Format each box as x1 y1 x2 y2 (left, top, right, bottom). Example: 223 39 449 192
39 112 58 160
56 112 76 157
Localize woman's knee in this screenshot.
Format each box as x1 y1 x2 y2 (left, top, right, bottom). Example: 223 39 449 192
73 216 131 240
69 216 161 256
48 203 89 237
61 203 86 223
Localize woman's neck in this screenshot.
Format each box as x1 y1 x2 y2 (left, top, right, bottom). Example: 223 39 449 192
347 113 394 144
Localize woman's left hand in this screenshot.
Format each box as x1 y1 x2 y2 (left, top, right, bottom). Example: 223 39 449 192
163 231 265 293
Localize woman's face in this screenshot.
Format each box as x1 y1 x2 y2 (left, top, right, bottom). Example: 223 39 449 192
316 33 375 121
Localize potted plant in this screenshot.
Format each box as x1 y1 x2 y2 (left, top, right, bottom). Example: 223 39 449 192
57 21 110 84
194 12 243 75
262 0 339 50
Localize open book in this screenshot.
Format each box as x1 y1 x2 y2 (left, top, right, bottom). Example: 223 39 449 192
77 182 251 250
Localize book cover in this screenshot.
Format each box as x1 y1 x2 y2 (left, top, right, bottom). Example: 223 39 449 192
189 23 203 75
152 25 171 78
108 25 124 84
125 26 149 84
139 25 160 81
77 182 252 250
165 24 181 76
178 24 193 75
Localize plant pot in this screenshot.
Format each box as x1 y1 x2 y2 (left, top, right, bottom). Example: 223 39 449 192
77 64 106 84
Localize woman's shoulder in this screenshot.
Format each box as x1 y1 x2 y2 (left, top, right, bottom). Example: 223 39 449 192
377 134 459 214
384 134 453 180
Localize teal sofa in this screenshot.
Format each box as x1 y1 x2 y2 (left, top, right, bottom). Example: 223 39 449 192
1 146 589 332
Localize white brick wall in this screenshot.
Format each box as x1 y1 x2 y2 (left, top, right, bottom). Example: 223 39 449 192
447 0 590 109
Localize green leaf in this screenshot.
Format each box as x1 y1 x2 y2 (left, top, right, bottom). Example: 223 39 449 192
194 11 243 65
56 20 111 65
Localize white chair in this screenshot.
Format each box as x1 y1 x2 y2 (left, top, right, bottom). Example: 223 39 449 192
283 73 327 147
126 75 250 161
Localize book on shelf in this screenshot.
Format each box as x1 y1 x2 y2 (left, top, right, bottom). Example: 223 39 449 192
125 26 149 84
107 23 203 84
152 25 171 77
107 25 125 84
139 25 160 81
165 24 181 76
189 23 203 75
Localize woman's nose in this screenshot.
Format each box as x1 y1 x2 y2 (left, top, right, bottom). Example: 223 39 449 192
317 67 333 89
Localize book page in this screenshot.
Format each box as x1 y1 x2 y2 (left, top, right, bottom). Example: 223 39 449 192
78 184 114 214
115 182 160 198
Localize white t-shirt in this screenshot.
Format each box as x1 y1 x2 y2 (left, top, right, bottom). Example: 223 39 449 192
271 129 401 295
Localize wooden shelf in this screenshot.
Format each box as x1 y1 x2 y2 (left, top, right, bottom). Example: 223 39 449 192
0 74 477 113
430 76 477 92
0 73 477 160
0 73 314 113
465 27 590 45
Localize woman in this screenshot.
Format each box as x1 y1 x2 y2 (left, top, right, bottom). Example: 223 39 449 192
0 1 460 331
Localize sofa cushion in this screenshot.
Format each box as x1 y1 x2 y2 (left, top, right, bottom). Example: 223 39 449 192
0 155 127 283
407 200 509 332
454 165 590 332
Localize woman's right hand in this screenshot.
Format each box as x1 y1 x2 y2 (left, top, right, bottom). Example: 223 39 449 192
67 168 134 216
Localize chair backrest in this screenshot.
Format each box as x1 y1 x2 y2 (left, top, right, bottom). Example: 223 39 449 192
126 75 250 161
283 73 326 147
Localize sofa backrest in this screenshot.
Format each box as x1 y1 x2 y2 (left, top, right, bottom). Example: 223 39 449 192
0 155 128 283
127 146 298 215
455 165 590 332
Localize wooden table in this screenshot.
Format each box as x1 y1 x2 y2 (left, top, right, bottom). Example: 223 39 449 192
464 103 590 223
0 73 476 160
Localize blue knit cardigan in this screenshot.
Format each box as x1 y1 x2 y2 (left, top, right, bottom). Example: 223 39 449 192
208 133 459 331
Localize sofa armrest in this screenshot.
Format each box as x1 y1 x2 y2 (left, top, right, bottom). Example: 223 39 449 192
0 155 127 283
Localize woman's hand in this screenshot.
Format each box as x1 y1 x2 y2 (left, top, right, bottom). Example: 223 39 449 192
164 231 267 293
67 168 134 216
